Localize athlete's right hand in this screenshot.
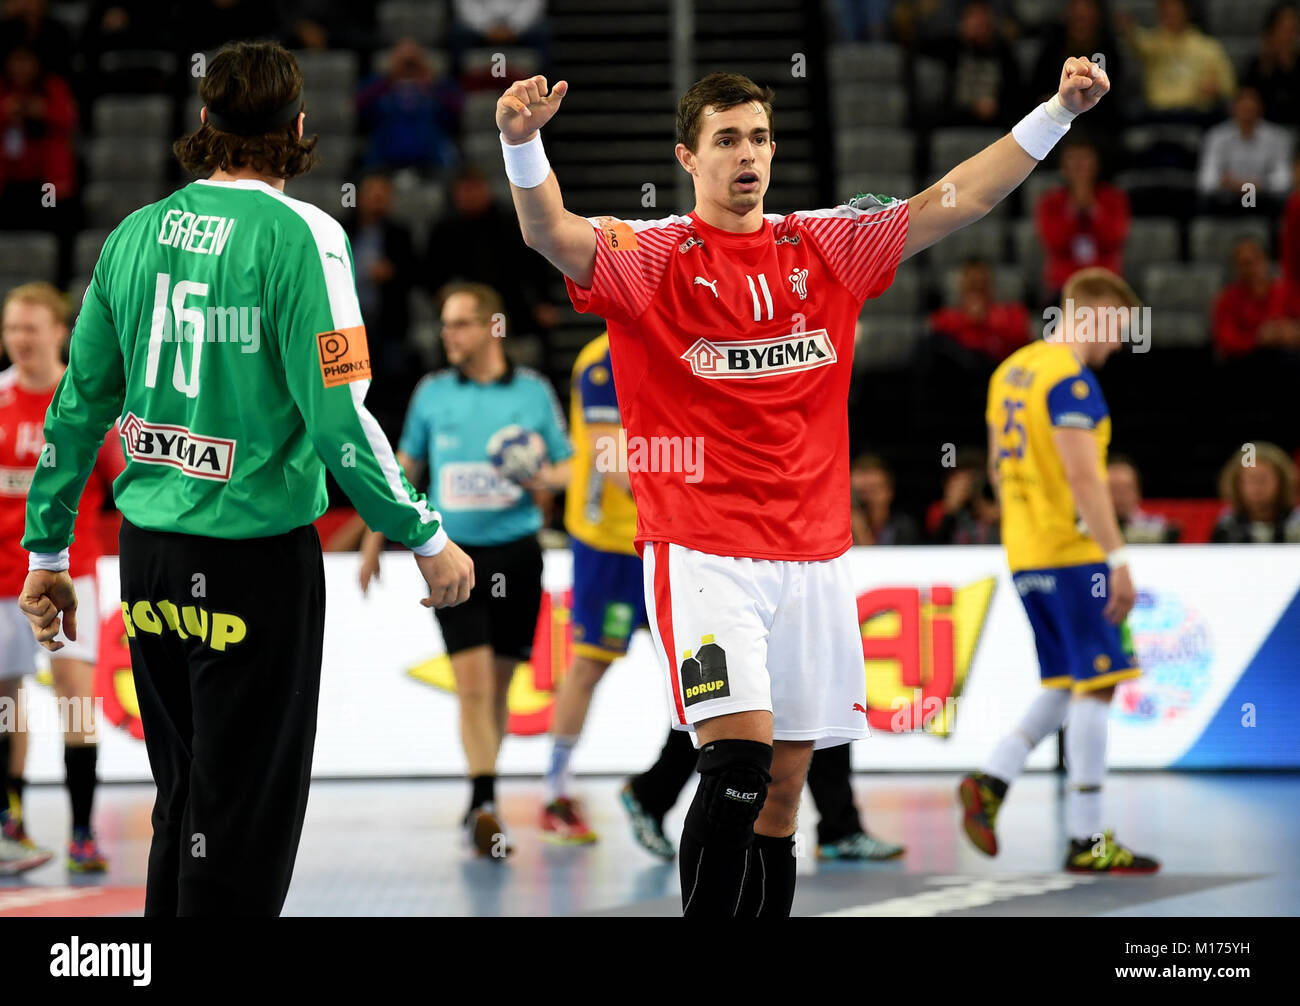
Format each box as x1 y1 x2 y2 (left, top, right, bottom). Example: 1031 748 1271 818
1103 564 1136 625
497 75 568 143
415 539 475 609
18 570 78 652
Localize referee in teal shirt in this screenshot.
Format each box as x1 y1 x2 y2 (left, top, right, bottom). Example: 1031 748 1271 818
361 282 571 856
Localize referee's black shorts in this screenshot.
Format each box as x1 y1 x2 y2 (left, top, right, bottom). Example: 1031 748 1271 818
435 534 543 660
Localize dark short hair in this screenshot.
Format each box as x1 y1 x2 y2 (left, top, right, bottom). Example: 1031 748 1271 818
173 40 318 179
676 72 774 152
439 282 506 324
851 452 893 483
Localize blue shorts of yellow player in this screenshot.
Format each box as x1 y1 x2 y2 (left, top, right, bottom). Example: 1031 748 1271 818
570 537 648 662
1012 562 1140 693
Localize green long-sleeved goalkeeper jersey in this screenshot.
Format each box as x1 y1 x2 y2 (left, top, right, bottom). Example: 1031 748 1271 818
23 177 443 551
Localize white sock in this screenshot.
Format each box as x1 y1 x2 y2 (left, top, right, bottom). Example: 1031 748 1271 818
1065 696 1109 841
545 736 577 801
984 688 1071 783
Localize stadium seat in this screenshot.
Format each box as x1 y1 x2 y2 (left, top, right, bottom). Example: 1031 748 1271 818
294 50 360 95
854 313 926 370
1123 124 1202 171
302 93 356 135
72 230 111 277
1147 311 1210 349
1220 36 1262 77
833 82 907 128
1013 0 1060 29
929 128 1002 177
861 269 922 314
912 57 946 117
1113 168 1197 218
464 91 505 136
1125 219 1181 276
924 219 1006 268
1019 170 1061 211
827 43 905 83
85 137 167 182
389 183 446 248
66 276 91 314
1189 216 1273 263
376 0 447 44
462 47 542 84
1142 263 1224 314
283 177 348 220
0 234 58 283
83 181 169 228
835 128 914 176
92 95 172 138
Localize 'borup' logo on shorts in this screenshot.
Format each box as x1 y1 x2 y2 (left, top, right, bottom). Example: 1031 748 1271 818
317 325 371 388
120 412 235 482
681 329 836 379
681 635 730 706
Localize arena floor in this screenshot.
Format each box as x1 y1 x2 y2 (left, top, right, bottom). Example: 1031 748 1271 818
2 772 1296 917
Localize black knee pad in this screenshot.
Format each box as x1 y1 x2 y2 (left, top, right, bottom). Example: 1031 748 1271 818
684 739 773 848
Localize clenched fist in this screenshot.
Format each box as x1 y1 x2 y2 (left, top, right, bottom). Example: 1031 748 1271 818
1058 56 1110 115
496 75 569 144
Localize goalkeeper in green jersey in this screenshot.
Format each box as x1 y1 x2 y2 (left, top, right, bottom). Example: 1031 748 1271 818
17 40 474 916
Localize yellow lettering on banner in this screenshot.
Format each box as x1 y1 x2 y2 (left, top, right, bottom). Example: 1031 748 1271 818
182 605 208 642
156 600 187 639
120 602 136 638
210 613 247 652
131 601 163 635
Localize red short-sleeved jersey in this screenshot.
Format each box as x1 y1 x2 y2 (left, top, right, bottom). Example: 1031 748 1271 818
565 199 909 561
0 367 121 596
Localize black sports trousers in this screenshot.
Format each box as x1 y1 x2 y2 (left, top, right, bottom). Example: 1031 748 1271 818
118 517 325 916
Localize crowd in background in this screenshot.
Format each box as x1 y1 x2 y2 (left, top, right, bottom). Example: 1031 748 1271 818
0 0 1297 542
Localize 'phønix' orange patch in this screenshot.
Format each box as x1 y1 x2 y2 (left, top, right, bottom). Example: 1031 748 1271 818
317 326 371 387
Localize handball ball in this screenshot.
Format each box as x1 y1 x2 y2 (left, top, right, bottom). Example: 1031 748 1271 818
487 425 546 483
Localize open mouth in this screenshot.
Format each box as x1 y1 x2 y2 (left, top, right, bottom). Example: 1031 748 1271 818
733 171 760 191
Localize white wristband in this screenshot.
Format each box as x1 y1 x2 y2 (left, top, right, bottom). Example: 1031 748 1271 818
1105 546 1130 571
29 549 69 572
1011 94 1075 161
413 526 448 558
500 131 551 189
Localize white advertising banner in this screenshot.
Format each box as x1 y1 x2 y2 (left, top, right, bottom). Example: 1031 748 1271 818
16 544 1300 783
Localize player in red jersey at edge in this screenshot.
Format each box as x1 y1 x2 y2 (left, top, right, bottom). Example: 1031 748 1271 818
497 58 1111 916
0 283 122 875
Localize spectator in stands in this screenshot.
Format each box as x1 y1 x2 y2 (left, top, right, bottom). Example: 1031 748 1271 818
356 39 462 175
1118 0 1235 123
1108 454 1180 542
425 164 559 363
927 258 1031 363
0 0 71 80
1243 1 1300 127
347 173 419 445
926 446 985 539
850 454 921 546
1035 136 1130 297
1212 441 1300 542
0 45 76 232
935 472 1000 545
1279 149 1300 299
1211 237 1300 357
450 0 550 83
1197 86 1293 213
1030 0 1125 131
926 0 1020 129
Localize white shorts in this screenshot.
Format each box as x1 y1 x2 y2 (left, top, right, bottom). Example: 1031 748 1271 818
642 542 868 749
0 576 100 679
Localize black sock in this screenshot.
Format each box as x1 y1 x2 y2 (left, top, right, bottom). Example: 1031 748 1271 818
65 744 97 832
982 773 1009 800
735 833 798 917
678 739 772 917
469 774 496 813
631 728 698 820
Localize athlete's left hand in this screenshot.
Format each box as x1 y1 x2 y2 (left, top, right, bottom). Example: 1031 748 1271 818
1058 56 1110 115
1103 564 1136 625
18 570 78 652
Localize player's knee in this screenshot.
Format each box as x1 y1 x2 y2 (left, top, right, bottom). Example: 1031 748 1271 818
759 774 802 829
685 739 773 847
571 655 610 691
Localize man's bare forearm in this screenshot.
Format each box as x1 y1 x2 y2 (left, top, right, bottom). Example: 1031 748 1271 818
507 163 596 286
1070 474 1125 556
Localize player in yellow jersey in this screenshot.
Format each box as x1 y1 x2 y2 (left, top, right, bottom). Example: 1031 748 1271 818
540 334 696 851
959 269 1159 874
